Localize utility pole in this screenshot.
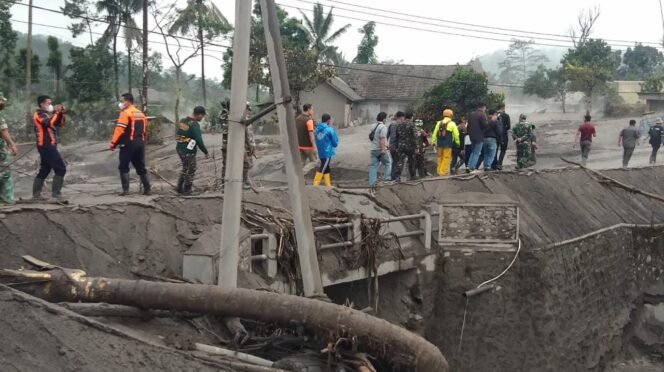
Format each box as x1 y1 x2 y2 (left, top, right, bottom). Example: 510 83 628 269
25 0 33 134
217 0 252 288
141 0 148 113
197 0 207 106
260 0 324 297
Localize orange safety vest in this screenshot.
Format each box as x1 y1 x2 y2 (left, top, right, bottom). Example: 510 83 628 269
111 105 147 147
33 110 65 147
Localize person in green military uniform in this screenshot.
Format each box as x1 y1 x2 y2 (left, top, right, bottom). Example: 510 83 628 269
0 92 17 205
512 114 534 169
176 106 209 195
218 100 256 189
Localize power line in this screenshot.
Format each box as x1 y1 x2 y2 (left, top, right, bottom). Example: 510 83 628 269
280 2 654 50
9 2 653 95
11 18 230 55
289 0 580 45
11 1 233 51
319 0 663 47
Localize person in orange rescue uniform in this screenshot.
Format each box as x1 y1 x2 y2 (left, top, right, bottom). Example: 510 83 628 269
32 95 67 199
110 93 151 195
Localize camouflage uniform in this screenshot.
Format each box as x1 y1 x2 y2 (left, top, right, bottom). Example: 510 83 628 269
219 107 255 187
414 128 430 178
511 121 533 169
394 119 418 180
0 112 13 204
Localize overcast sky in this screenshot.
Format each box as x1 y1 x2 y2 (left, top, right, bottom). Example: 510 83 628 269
10 0 664 80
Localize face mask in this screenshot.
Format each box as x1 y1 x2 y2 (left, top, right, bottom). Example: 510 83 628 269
118 102 125 110
46 104 54 113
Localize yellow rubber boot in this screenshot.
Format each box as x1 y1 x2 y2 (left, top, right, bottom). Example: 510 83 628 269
323 174 332 187
313 172 323 186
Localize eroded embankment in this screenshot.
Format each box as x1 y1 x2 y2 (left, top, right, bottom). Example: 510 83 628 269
2 167 664 371
364 167 664 372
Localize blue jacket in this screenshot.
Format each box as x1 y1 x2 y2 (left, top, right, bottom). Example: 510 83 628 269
314 122 338 159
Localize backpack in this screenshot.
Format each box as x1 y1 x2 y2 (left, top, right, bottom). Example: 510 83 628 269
437 121 448 140
369 123 379 141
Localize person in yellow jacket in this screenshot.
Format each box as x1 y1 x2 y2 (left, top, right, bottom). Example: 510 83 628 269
431 109 460 176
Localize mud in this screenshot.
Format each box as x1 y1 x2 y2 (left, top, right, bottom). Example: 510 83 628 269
3 112 664 371
0 285 233 372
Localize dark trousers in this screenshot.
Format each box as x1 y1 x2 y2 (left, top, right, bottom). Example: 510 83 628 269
177 148 198 189
414 152 427 178
119 143 147 175
451 147 463 171
396 150 416 180
651 144 661 164
37 146 67 179
463 145 472 168
319 157 331 174
623 146 635 167
493 138 508 169
390 149 400 180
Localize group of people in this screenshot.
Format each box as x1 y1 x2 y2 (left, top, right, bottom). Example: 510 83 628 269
365 103 539 187
577 113 664 168
296 104 339 187
0 91 241 204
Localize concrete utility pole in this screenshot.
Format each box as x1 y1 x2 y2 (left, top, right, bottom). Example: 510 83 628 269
141 0 148 113
25 0 33 134
218 0 252 288
260 0 324 297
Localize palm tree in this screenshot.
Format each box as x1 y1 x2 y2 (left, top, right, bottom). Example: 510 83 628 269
169 0 231 105
299 3 350 63
97 0 142 98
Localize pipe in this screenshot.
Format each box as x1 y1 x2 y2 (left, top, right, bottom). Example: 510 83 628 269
463 284 496 298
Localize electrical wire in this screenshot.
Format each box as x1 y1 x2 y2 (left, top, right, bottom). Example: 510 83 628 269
286 0 634 47
278 1 657 50
9 2 660 94
319 0 663 47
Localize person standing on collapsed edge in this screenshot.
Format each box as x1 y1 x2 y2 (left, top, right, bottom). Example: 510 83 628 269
312 113 338 187
32 95 67 199
110 93 151 196
176 106 209 195
647 118 664 164
574 113 596 166
296 103 317 165
618 119 639 168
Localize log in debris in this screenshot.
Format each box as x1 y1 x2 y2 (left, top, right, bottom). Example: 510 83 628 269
560 157 664 203
0 266 448 372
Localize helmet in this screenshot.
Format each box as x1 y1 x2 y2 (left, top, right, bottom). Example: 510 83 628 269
443 109 454 118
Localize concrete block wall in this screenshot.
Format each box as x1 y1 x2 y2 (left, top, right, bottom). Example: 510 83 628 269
427 226 664 372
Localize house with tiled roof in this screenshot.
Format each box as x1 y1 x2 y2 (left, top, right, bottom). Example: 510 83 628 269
299 62 483 127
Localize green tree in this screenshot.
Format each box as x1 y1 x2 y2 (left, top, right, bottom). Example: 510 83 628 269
96 0 143 98
563 38 614 110
46 36 63 97
169 0 231 105
641 74 664 93
299 3 351 63
524 66 570 112
0 1 18 94
62 0 98 45
65 44 114 102
498 39 549 84
416 66 504 127
618 44 664 80
15 49 41 86
222 4 331 110
353 21 378 64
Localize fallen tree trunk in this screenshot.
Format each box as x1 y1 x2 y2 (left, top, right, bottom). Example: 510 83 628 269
560 157 664 203
0 267 448 372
